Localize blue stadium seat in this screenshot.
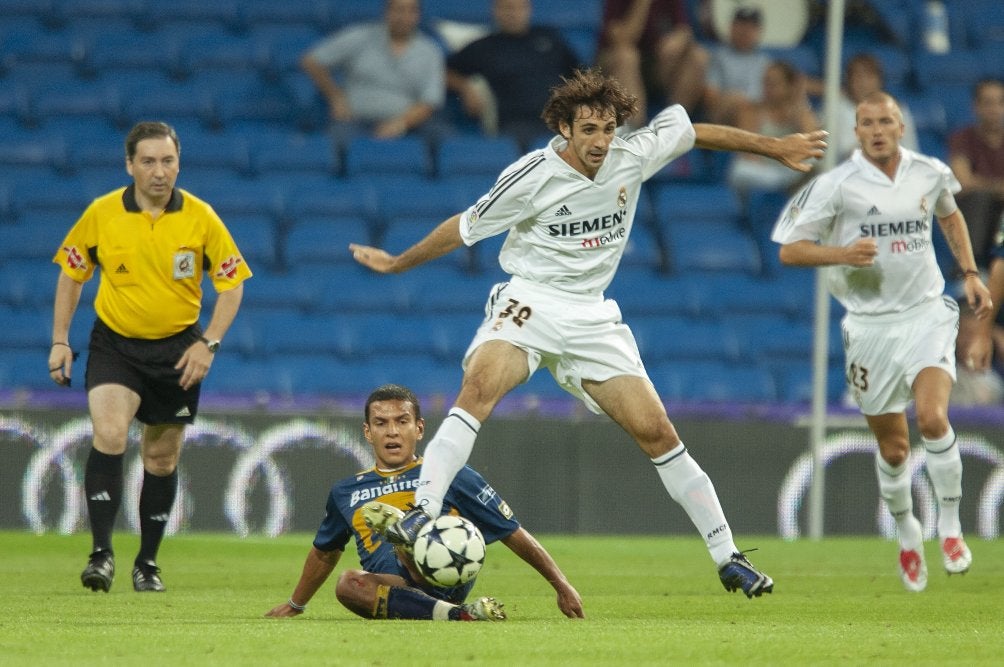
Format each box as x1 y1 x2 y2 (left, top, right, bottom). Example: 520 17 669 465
912 50 984 90
765 45 821 78
0 259 59 309
373 178 463 222
343 136 433 178
650 183 741 223
423 0 492 24
225 213 279 270
83 29 185 79
283 178 379 222
647 360 777 403
331 0 387 27
144 1 244 34
285 216 372 267
561 27 598 65
32 78 126 129
605 268 704 318
628 315 741 363
239 267 323 313
769 358 848 404
531 1 602 30
252 130 338 178
436 135 521 178
120 75 220 131
0 348 52 392
665 222 762 275
1 306 51 349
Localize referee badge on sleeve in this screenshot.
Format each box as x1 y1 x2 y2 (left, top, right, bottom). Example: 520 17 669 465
173 250 196 280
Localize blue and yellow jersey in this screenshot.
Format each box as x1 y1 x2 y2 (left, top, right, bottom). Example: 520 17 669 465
312 458 519 576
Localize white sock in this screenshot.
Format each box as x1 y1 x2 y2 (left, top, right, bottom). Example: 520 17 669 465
922 427 963 539
432 600 453 621
414 407 481 517
875 451 922 549
652 443 736 567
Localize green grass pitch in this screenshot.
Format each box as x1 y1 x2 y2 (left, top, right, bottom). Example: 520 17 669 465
1 531 1002 665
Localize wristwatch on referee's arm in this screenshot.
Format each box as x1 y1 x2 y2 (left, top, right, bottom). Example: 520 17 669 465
199 336 221 354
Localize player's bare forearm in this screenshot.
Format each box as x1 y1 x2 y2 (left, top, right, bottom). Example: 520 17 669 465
265 547 340 618
501 529 585 618
693 124 826 172
49 271 84 386
938 210 993 318
350 214 464 274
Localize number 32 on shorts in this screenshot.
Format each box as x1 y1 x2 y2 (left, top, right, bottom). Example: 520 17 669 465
491 298 532 331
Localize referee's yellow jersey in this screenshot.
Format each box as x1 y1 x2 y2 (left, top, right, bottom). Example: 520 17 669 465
53 185 253 339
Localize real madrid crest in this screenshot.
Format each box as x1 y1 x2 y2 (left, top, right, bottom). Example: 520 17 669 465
617 186 627 208
919 197 929 216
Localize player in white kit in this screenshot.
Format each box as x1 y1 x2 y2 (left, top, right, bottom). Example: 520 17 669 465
772 91 992 592
351 68 826 598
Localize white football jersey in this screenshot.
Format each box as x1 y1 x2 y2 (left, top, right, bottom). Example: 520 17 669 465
771 148 961 315
458 105 696 295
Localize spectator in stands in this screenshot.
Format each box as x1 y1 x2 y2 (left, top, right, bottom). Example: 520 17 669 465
300 0 447 149
595 0 708 127
948 79 1004 272
948 79 1004 404
702 6 771 126
727 60 820 203
835 53 918 159
446 0 581 150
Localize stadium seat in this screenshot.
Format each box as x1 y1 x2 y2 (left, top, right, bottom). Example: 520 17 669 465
436 135 521 178
769 358 848 404
912 50 984 90
0 259 60 309
1 306 51 349
285 216 372 267
665 222 762 275
283 178 379 223
628 315 741 363
252 130 338 178
561 27 599 65
343 136 433 179
83 29 185 79
225 213 279 270
650 183 741 223
605 268 704 317
144 1 244 35
646 360 777 403
423 0 492 24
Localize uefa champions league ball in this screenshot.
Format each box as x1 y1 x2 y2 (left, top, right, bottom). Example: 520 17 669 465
413 515 486 587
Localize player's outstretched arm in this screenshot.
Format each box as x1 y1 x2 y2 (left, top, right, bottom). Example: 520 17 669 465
350 214 464 274
500 528 584 619
265 546 341 618
693 124 827 172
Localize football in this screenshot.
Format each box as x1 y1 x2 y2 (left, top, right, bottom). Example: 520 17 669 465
412 514 486 587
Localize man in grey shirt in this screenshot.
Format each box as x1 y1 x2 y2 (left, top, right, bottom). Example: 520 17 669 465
301 0 446 147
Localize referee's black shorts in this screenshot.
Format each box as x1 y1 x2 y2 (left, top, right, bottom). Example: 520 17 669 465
85 318 204 425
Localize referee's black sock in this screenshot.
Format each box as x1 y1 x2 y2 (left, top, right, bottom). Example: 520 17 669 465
84 447 124 554
137 468 178 565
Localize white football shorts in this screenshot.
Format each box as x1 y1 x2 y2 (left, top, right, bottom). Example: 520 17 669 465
463 276 649 414
841 296 959 415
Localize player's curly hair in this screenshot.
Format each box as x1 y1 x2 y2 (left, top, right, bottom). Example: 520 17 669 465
540 67 638 134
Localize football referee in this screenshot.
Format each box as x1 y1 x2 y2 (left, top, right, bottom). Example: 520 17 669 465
49 121 252 593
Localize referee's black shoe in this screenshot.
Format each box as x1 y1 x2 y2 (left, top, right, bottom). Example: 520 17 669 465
81 549 115 592
132 560 166 592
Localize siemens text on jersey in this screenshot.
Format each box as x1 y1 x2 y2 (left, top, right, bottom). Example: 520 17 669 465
858 219 929 237
547 209 627 238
